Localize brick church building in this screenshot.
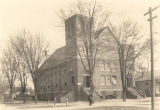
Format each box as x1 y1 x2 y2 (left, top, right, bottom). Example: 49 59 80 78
37 14 132 102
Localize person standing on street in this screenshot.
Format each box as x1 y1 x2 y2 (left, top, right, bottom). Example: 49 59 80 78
88 94 93 106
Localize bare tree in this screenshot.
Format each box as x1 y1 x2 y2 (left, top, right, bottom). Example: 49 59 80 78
1 48 17 102
135 56 150 79
0 71 8 100
58 0 110 100
14 57 29 103
10 30 49 104
107 20 150 101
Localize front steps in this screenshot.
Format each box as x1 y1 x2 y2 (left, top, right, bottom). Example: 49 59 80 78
127 87 145 99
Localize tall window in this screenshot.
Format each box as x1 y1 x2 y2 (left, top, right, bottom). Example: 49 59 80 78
101 75 117 86
100 61 105 71
101 75 105 86
68 22 72 38
65 82 67 86
71 76 75 85
106 75 111 85
100 61 110 71
112 75 117 85
57 71 60 79
105 64 110 71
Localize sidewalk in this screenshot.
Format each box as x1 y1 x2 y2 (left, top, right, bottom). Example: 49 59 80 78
37 98 160 109
1 98 160 110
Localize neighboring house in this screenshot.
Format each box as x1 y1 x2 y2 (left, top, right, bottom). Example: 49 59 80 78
14 87 35 100
0 86 8 102
3 86 19 102
3 86 34 102
37 14 135 102
135 70 160 97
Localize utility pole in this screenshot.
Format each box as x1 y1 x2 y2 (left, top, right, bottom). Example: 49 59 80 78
144 5 160 110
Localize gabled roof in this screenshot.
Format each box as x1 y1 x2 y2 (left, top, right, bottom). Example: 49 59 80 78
136 70 160 81
39 46 67 71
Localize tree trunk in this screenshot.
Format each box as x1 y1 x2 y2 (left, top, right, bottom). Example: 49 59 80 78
90 79 94 95
22 92 26 103
34 84 38 104
35 92 38 104
122 69 127 102
122 66 127 102
90 71 94 100
10 85 14 103
122 86 126 102
123 89 126 102
20 81 27 104
118 46 127 102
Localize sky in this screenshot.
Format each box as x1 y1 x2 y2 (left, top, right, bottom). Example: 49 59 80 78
0 0 160 86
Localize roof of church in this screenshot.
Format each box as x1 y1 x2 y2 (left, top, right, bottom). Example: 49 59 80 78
39 46 69 71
